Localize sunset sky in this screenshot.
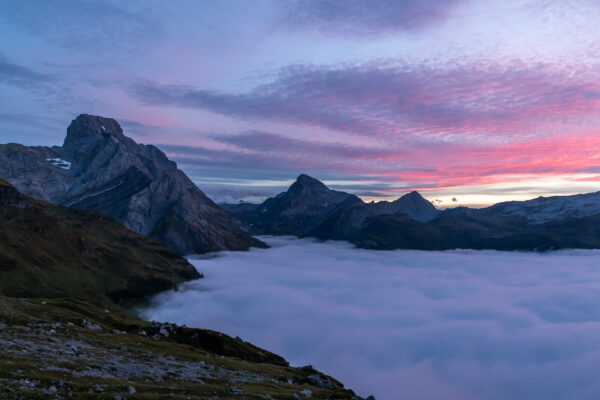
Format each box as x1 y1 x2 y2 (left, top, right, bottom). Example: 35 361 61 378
1 0 599 207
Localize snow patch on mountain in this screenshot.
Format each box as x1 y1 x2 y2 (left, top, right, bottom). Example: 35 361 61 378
483 191 600 223
46 158 71 170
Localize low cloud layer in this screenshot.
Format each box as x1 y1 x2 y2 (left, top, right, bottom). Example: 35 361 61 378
140 237 600 400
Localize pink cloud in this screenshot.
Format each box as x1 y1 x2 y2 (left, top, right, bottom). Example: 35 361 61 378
132 61 600 140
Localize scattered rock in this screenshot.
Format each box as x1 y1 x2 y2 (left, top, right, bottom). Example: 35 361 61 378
230 386 245 395
300 389 312 398
93 384 104 393
127 385 136 394
81 319 101 330
159 328 169 337
307 374 333 389
45 385 57 394
292 393 300 399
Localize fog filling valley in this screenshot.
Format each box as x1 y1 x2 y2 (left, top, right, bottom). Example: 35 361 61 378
140 237 600 400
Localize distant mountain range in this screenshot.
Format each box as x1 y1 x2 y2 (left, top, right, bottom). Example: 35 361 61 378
225 174 600 251
0 114 265 255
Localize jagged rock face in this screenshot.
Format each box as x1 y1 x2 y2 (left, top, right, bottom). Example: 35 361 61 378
0 143 70 203
248 174 363 235
0 114 264 255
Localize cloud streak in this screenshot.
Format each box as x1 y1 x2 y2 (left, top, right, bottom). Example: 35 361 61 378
280 0 466 36
140 237 600 400
0 55 54 93
0 0 159 54
132 62 600 139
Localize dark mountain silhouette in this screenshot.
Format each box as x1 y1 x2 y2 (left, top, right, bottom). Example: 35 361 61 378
225 174 438 237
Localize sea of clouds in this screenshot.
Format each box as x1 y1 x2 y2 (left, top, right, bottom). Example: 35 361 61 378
140 236 600 400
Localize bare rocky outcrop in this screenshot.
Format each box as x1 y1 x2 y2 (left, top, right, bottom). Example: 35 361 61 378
0 114 265 255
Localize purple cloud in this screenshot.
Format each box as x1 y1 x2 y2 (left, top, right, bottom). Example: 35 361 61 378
132 62 600 139
0 55 54 92
0 0 158 54
281 0 467 35
211 130 403 160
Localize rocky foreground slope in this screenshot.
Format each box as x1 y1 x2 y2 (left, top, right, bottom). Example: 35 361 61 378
0 297 362 399
0 114 265 255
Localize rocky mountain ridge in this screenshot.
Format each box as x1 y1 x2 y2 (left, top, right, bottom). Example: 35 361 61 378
226 174 600 251
0 114 265 255
225 174 439 238
477 191 600 223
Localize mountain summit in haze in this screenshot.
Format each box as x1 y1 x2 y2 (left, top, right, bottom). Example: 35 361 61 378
0 114 265 255
224 173 438 238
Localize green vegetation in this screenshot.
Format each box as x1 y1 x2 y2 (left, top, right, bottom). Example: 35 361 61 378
0 178 199 307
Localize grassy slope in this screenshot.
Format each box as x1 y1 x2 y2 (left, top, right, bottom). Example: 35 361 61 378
0 178 200 306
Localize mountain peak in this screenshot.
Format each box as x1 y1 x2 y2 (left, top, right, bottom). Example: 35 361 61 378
296 173 322 184
63 114 124 147
289 173 328 192
405 191 425 200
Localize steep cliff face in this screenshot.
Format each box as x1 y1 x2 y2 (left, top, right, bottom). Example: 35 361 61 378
0 114 265 255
